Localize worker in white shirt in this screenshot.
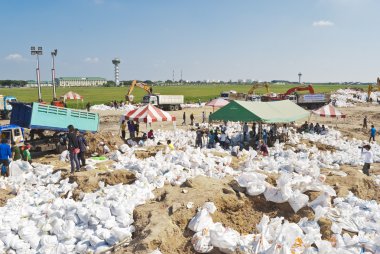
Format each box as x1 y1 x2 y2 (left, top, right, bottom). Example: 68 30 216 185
361 144 373 176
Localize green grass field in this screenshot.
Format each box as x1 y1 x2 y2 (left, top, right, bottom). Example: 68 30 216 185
0 84 361 108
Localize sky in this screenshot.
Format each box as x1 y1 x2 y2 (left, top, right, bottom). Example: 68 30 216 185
0 0 379 83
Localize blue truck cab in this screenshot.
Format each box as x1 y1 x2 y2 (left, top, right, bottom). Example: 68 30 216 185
0 125 24 146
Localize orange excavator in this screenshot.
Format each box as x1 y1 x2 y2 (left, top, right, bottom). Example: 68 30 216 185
125 80 153 102
261 84 314 101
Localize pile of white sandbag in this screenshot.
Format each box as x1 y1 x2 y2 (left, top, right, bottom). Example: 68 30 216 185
188 202 380 253
331 89 380 107
0 124 379 253
90 104 136 111
180 103 206 108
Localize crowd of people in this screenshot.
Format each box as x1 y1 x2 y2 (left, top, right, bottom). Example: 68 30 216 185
109 100 126 109
0 140 32 177
298 121 328 135
193 122 293 157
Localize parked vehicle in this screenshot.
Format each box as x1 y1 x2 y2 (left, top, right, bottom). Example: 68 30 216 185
0 125 24 146
9 102 99 153
261 85 329 109
142 95 184 111
0 95 17 119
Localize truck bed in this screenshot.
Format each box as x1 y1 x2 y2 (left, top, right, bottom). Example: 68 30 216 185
10 102 99 132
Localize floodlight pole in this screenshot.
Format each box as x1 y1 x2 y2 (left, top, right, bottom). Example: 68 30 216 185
31 46 43 102
51 49 57 100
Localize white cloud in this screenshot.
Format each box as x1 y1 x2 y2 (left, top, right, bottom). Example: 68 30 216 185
5 53 27 62
84 57 100 63
313 20 335 27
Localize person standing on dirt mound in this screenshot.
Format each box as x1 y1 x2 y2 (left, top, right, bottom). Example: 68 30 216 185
363 116 368 129
182 112 186 126
369 125 376 142
76 129 87 167
361 144 373 176
67 125 80 174
120 120 126 140
190 113 195 126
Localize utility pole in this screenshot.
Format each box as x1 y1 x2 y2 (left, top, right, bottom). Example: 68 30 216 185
172 70 175 83
180 70 183 85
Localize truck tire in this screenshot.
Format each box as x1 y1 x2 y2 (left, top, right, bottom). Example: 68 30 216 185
5 112 11 120
170 105 175 111
174 105 179 111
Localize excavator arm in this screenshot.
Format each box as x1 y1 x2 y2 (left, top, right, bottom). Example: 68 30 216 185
284 85 315 96
126 80 153 102
368 77 380 99
247 83 270 95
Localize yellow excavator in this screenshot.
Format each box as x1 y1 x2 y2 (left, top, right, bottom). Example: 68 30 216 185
126 80 153 102
247 82 270 95
367 77 380 101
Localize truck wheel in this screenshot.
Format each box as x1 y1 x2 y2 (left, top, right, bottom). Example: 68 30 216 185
170 105 175 111
5 112 11 120
174 105 179 111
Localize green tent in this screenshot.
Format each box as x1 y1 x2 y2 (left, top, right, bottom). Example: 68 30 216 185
209 100 310 123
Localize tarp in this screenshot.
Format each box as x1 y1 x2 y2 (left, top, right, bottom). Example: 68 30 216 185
312 104 346 118
125 104 176 123
209 100 310 123
60 91 83 102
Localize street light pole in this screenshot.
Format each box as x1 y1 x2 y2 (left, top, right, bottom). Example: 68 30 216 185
51 49 58 100
298 72 302 84
31 46 43 102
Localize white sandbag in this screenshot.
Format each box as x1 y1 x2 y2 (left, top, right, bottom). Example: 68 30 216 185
209 223 240 253
9 160 32 177
191 230 214 253
288 190 309 213
149 249 163 254
120 144 130 153
308 192 331 210
188 209 214 232
111 226 133 242
246 181 266 196
202 202 217 214
59 150 69 161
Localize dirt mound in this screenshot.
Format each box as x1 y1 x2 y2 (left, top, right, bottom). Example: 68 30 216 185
85 131 124 154
0 188 15 207
120 176 316 254
301 139 336 153
61 169 135 200
322 165 380 202
134 145 167 159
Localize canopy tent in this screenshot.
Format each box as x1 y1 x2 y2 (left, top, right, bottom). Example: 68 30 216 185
209 100 310 123
206 98 230 112
312 104 346 118
60 91 83 102
125 104 176 123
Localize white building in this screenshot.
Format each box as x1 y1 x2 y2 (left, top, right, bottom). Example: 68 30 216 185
57 77 107 87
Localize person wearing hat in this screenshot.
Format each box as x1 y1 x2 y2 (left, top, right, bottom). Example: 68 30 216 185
0 139 12 177
12 143 22 161
23 144 32 163
361 144 373 176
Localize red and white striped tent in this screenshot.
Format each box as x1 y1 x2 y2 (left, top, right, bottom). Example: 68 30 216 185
312 104 346 118
60 91 83 102
206 98 229 112
125 104 176 123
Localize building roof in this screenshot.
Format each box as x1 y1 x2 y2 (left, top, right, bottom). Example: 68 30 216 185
209 100 310 123
58 77 107 81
